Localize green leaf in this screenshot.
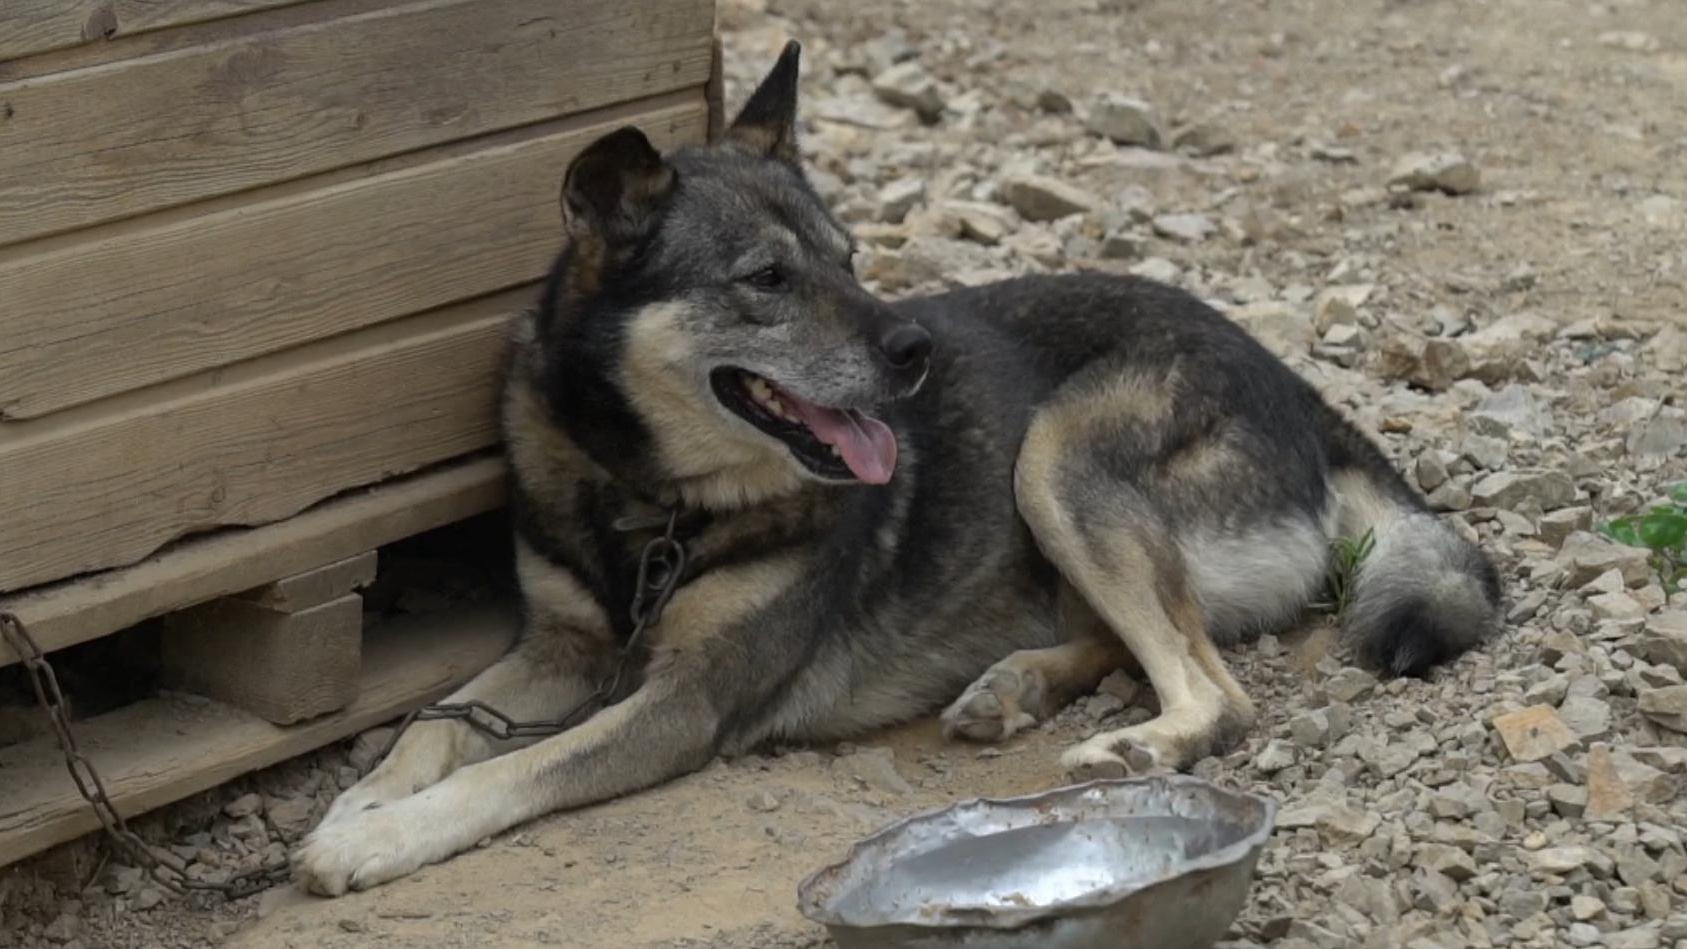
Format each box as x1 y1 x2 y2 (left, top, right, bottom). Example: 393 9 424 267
1670 483 1687 503
1601 519 1641 547
1636 512 1687 551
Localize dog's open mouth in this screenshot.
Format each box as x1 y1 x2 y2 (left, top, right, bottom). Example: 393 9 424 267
710 369 897 484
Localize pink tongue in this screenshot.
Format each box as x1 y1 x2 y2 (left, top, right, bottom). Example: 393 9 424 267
784 397 898 484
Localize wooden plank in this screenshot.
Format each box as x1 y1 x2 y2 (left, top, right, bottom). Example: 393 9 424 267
0 602 519 867
163 594 364 724
0 456 505 669
0 292 524 593
0 0 715 246
241 552 378 611
0 96 705 418
0 0 309 63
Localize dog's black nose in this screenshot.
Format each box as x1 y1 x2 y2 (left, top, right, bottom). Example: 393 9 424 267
878 323 932 370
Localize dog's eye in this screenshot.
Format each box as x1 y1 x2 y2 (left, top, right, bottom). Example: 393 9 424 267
743 266 787 291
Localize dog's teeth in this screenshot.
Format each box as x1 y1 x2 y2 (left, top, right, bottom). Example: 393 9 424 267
829 445 841 457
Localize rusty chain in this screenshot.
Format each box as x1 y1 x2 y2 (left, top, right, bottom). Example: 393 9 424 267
1 613 288 902
369 507 689 768
1 509 690 902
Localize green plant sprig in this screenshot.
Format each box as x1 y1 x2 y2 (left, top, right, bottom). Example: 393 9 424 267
1313 528 1377 619
1599 482 1687 596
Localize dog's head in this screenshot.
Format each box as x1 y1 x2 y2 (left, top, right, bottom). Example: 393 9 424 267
531 42 930 506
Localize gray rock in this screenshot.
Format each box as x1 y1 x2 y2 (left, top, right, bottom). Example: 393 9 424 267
1129 257 1181 283
1641 612 1687 674
1471 470 1577 511
1378 334 1472 391
1254 738 1298 773
1229 301 1315 357
1099 230 1146 259
871 62 945 122
832 747 914 796
1637 685 1687 733
224 793 264 819
875 176 925 223
1604 928 1663 949
1541 507 1595 548
1389 151 1481 194
1325 667 1377 703
1085 94 1162 147
939 200 1015 246
1151 212 1216 243
1559 532 1654 587
1589 592 1646 623
1170 120 1235 156
1000 174 1100 222
1461 432 1509 470
265 795 315 839
1417 843 1479 881
1627 409 1687 459
1547 782 1588 817
1427 481 1474 512
1416 451 1451 491
1277 800 1381 843
1529 846 1609 875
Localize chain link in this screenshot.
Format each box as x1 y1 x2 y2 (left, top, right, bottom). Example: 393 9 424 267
369 508 689 768
1 613 289 902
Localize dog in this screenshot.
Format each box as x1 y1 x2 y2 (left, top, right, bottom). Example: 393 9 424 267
292 41 1501 895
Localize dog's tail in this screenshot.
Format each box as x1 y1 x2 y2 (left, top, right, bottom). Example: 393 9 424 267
1321 408 1503 676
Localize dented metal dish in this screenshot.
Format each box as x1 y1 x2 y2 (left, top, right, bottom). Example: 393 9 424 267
796 775 1276 949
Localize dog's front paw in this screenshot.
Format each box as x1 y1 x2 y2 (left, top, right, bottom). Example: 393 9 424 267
292 807 428 897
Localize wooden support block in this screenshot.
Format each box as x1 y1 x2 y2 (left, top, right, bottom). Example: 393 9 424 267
0 602 518 867
238 551 377 612
163 594 362 725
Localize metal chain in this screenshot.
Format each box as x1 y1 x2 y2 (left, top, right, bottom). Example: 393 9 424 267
369 508 689 768
1 613 288 902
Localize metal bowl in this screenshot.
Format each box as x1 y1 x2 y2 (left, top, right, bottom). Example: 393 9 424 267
796 776 1276 949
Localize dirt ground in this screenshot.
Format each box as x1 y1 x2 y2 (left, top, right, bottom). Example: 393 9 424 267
5 0 1686 945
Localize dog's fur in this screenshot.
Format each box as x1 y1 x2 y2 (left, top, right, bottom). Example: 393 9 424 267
293 43 1501 895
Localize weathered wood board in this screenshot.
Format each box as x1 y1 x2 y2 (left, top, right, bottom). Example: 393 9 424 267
0 96 705 418
0 0 714 246
0 293 525 592
0 0 310 62
0 457 505 669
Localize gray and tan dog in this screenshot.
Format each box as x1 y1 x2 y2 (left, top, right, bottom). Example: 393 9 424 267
293 42 1501 895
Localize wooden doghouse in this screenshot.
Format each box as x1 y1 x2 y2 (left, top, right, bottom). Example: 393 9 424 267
0 0 721 867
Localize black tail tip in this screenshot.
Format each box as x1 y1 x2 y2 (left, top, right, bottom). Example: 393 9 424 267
1350 595 1496 678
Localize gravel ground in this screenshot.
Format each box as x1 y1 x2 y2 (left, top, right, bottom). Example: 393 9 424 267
4 0 1686 945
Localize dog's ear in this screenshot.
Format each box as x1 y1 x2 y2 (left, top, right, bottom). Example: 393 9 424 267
727 40 801 162
561 126 675 245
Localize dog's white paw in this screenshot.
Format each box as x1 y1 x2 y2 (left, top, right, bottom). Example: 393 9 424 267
1060 730 1163 782
940 666 1042 743
292 806 432 896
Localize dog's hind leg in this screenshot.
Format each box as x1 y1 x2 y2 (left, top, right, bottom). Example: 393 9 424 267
941 586 1130 742
319 542 615 828
1013 381 1256 777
